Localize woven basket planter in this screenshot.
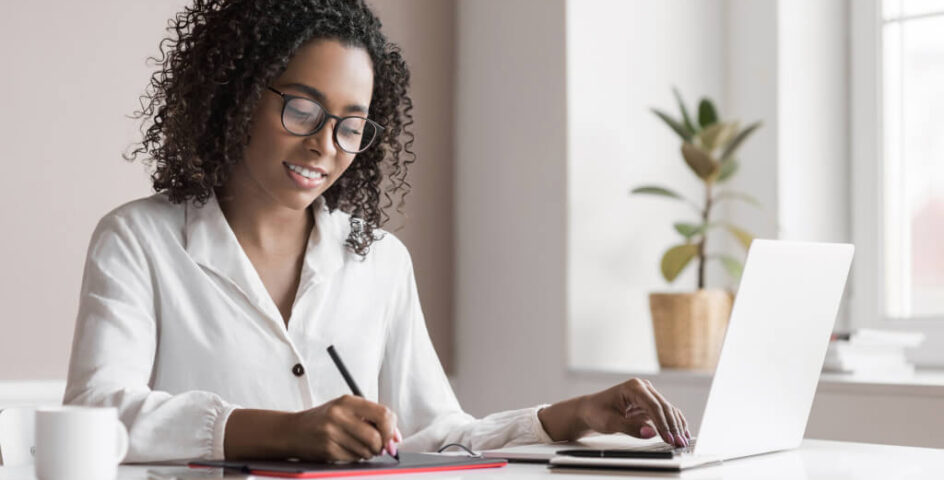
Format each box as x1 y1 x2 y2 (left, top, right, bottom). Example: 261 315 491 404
649 289 733 370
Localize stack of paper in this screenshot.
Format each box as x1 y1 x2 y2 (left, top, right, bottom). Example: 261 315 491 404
823 329 925 377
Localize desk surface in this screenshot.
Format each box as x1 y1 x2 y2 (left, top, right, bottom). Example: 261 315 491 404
2 439 942 479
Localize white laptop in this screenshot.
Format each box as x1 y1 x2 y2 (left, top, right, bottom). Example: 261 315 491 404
489 240 854 471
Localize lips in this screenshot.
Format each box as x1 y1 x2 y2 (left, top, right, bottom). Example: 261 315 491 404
284 162 327 179
283 162 328 190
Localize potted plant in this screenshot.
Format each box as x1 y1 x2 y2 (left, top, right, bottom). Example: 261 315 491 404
632 88 762 370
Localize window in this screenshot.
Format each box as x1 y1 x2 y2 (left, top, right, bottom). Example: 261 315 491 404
881 0 944 319
851 0 944 365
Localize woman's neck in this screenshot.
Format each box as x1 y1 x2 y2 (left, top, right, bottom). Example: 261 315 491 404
216 177 314 256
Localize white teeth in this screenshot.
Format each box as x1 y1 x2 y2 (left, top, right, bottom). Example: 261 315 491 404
287 163 326 179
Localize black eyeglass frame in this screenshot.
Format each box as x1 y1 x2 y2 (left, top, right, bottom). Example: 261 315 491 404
266 86 384 154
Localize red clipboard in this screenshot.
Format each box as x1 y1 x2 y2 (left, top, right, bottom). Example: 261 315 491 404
190 452 507 478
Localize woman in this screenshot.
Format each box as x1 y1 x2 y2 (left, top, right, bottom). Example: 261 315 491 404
64 0 691 463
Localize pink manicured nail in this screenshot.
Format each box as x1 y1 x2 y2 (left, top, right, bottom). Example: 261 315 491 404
640 426 656 438
389 440 398 457
394 427 403 443
666 433 675 445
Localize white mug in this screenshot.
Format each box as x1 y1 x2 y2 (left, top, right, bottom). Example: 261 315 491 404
34 406 129 480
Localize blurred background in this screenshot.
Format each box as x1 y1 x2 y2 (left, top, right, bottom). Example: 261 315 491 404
1 0 942 449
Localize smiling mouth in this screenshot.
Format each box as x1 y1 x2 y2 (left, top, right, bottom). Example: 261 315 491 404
284 162 327 179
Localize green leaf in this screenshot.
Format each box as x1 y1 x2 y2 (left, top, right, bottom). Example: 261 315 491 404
716 158 740 182
698 98 718 128
717 255 744 280
674 222 706 239
725 224 754 250
681 142 719 179
714 190 761 207
703 122 739 152
630 186 702 214
630 185 683 199
651 108 693 142
672 87 696 136
720 121 762 161
698 123 725 151
661 244 699 283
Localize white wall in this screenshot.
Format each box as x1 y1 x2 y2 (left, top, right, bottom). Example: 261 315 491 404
722 0 781 245
778 0 850 244
567 0 726 373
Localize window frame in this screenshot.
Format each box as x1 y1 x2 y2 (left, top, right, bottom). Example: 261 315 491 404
850 0 944 366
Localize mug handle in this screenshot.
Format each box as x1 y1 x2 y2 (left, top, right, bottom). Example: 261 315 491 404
114 419 129 464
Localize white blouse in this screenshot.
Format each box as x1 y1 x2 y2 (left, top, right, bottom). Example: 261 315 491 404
63 194 552 462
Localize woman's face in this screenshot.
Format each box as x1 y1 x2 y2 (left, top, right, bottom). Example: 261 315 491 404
235 39 375 211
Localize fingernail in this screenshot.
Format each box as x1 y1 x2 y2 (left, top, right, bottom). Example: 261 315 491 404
640 426 656 438
679 436 688 448
381 447 388 456
389 440 398 457
394 427 403 443
666 432 674 445
686 430 692 440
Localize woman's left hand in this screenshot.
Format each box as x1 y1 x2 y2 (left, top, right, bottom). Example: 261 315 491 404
537 378 691 448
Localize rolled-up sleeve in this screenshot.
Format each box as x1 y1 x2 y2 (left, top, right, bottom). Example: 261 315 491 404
378 240 553 452
63 214 237 462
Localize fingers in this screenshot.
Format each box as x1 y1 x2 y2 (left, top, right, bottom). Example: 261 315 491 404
647 384 690 444
294 397 403 463
645 382 687 447
338 395 399 444
677 407 691 440
620 379 689 447
334 407 385 456
325 434 370 463
627 380 677 446
621 408 657 438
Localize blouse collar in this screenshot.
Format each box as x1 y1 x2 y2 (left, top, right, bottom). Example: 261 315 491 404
184 194 346 320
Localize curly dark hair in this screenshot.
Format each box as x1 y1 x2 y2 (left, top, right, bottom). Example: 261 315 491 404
125 0 415 257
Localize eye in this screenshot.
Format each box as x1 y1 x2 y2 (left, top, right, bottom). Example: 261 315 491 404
286 104 314 120
339 118 367 138
285 98 323 121
340 126 362 137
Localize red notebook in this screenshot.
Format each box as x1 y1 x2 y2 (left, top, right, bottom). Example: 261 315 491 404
190 452 507 478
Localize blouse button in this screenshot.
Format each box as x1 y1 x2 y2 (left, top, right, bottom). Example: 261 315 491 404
292 363 305 377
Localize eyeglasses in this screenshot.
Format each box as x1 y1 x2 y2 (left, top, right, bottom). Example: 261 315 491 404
267 87 383 154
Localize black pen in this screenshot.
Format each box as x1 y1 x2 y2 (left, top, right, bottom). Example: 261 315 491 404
327 345 400 462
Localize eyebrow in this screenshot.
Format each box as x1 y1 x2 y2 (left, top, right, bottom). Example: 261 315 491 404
280 82 369 115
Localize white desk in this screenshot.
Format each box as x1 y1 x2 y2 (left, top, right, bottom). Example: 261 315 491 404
1 440 942 479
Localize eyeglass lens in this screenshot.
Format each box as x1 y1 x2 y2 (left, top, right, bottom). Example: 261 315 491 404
282 97 379 153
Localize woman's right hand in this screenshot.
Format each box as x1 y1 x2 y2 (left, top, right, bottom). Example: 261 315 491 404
224 396 402 462
288 394 402 462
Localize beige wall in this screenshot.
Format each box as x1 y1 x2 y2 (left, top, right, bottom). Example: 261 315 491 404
368 0 456 373
0 0 184 380
0 1 456 379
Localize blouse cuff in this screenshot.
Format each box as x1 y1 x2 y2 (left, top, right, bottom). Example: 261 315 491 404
209 401 239 460
530 404 554 444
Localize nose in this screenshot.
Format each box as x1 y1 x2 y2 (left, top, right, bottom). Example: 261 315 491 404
305 119 338 156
